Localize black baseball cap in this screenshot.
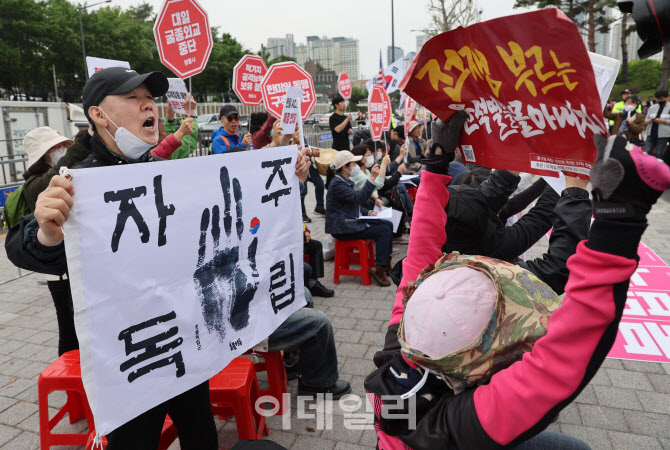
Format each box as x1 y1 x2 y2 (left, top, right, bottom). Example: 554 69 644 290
219 105 239 120
622 88 632 95
82 67 169 122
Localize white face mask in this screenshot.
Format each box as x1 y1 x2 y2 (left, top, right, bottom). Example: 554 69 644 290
375 151 383 162
365 155 374 168
99 108 156 160
46 146 67 167
350 165 361 177
624 105 636 112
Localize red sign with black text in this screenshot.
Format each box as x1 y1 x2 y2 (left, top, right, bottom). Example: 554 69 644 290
233 55 268 106
338 72 352 100
369 85 392 141
261 62 316 120
399 8 605 179
153 0 212 79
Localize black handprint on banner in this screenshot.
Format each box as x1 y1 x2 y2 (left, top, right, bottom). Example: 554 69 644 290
193 167 259 342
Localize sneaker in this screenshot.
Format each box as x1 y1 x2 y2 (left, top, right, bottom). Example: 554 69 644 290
309 281 334 298
313 207 326 217
298 380 352 400
392 236 410 244
390 246 400 255
302 213 312 223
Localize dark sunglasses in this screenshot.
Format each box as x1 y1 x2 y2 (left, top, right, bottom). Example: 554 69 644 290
227 115 240 122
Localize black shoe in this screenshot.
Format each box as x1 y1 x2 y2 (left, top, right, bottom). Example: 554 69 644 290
298 380 352 400
309 281 334 298
313 207 326 217
302 213 312 223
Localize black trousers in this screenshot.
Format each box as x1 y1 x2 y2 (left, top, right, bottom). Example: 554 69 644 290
304 238 325 279
47 279 79 356
106 380 217 450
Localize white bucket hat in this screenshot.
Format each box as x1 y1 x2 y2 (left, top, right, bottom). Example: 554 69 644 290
330 150 362 170
23 127 73 168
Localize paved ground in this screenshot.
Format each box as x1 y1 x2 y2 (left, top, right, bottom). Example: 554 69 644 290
0 187 669 449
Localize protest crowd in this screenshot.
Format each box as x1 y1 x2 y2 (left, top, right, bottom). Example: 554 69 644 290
2 2 670 450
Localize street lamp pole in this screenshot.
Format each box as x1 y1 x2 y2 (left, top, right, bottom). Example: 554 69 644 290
77 0 112 79
391 0 395 63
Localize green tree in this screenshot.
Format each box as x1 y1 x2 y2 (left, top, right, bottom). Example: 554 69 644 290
513 0 618 52
268 55 297 65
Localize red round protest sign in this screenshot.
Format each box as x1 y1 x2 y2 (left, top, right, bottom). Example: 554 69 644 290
369 85 392 141
337 72 352 99
153 0 212 79
261 62 316 120
233 55 268 106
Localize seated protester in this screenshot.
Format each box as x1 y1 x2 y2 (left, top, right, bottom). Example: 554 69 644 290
366 112 670 449
389 125 419 172
211 105 252 154
162 94 199 159
303 225 334 297
249 111 268 136
349 145 410 243
445 147 471 186
152 115 195 159
603 95 645 145
406 121 427 172
325 151 394 287
20 127 91 356
252 113 276 150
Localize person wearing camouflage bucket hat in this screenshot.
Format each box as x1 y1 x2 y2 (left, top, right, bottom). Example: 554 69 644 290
364 113 670 449
398 252 562 395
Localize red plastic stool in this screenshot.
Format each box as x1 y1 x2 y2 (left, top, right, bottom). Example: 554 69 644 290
84 415 177 450
333 239 375 286
406 186 418 204
210 358 268 440
38 350 95 449
244 350 288 415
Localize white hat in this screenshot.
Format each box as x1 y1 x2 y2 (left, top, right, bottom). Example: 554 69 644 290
408 121 421 133
330 150 362 170
23 127 73 168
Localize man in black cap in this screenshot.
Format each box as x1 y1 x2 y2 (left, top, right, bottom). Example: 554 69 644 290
211 104 252 154
11 68 307 448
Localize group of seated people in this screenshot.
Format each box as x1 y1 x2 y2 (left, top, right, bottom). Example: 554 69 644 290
6 67 670 450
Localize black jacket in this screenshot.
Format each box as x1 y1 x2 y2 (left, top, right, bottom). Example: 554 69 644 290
4 134 162 275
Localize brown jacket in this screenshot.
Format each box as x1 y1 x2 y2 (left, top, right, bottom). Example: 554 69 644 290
603 109 645 142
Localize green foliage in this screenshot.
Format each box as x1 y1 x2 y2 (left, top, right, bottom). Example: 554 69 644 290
614 59 663 94
268 55 297 65
349 86 368 104
0 0 248 102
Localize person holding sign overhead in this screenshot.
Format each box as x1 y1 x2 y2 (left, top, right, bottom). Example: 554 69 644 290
211 105 252 154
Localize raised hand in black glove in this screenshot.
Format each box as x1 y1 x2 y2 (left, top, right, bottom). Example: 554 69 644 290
591 135 670 220
422 111 467 175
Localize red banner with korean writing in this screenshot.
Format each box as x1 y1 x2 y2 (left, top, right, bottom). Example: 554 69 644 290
399 9 605 178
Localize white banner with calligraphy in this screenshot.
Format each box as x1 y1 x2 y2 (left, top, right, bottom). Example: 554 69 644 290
63 147 305 435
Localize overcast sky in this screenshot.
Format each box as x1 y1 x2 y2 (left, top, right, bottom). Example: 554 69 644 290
76 0 533 79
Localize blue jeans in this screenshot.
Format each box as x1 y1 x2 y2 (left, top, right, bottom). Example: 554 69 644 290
645 136 669 156
514 430 590 449
394 185 414 215
332 219 394 266
268 307 337 387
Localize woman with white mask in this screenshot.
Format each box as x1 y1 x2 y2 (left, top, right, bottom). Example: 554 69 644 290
604 95 645 145
325 150 395 286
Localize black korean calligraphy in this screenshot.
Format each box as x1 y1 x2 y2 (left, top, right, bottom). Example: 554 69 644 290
261 158 292 207
269 253 296 314
118 311 185 383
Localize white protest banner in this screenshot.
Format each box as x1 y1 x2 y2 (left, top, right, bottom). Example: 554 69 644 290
166 78 189 115
63 147 305 435
280 87 302 135
86 56 131 78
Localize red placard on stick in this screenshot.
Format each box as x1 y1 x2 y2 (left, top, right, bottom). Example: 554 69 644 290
261 62 316 120
369 85 392 141
399 8 605 178
338 72 352 99
153 0 212 79
233 55 267 106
